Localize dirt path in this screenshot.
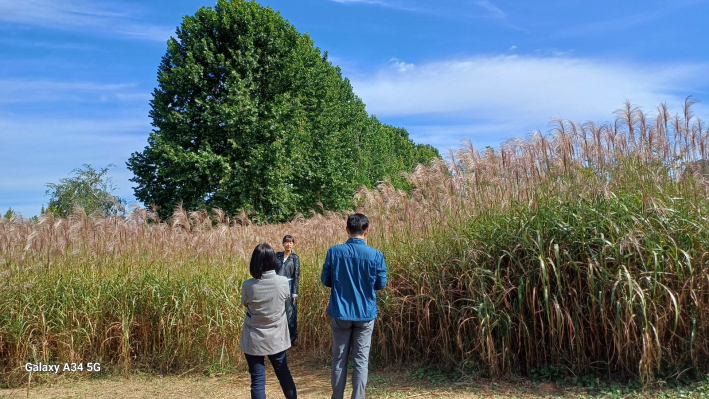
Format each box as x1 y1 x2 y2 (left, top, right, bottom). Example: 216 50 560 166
1 360 559 399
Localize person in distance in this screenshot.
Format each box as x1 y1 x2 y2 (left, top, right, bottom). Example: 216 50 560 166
276 235 301 344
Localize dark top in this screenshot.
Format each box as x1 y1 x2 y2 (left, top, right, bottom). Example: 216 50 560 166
276 252 300 298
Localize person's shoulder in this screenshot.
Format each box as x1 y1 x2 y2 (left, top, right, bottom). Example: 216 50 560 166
242 278 257 289
361 243 382 253
355 244 384 262
366 246 385 258
329 242 351 250
274 275 290 289
327 243 350 256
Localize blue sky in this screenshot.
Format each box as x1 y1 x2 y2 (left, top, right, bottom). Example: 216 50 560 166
2 0 709 217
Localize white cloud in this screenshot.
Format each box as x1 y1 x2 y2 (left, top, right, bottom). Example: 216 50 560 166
387 58 414 72
0 80 150 103
474 1 505 19
351 55 708 121
327 0 508 18
347 55 709 150
0 36 100 51
0 0 173 41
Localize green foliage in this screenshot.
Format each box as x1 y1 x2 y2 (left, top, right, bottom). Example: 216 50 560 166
45 164 124 217
354 119 440 189
127 0 438 221
457 185 709 379
3 208 15 220
409 364 461 385
530 364 567 386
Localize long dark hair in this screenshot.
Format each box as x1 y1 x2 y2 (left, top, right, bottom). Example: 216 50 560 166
249 243 277 279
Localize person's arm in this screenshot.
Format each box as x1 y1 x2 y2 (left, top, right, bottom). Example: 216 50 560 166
375 253 387 290
321 249 333 288
280 277 290 302
276 252 284 275
241 281 249 307
292 255 300 302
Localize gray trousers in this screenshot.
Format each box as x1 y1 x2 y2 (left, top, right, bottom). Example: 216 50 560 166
330 318 375 399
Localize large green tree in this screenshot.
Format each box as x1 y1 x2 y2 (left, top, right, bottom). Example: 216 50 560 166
128 0 438 221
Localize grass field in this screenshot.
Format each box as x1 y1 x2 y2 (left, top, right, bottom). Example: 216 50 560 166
2 100 709 388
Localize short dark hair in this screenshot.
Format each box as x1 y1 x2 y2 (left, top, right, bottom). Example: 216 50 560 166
346 213 369 235
249 243 277 279
283 235 294 243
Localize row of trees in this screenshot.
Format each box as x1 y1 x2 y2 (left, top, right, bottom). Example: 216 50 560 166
27 0 436 221
127 0 439 221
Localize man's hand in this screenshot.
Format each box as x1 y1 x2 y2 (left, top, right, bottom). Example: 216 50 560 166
292 296 297 304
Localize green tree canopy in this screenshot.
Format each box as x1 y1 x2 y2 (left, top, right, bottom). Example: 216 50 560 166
3 208 15 220
128 0 439 221
45 164 124 217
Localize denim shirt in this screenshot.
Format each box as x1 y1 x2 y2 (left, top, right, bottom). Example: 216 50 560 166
321 238 387 321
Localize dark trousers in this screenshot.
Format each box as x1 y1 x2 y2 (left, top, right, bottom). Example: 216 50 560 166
244 351 297 399
286 298 298 342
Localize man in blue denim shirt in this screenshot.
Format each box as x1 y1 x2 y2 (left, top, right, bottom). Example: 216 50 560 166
321 213 387 399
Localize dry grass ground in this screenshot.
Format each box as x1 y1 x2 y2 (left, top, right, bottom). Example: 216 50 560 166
2 357 706 399
0 360 567 399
